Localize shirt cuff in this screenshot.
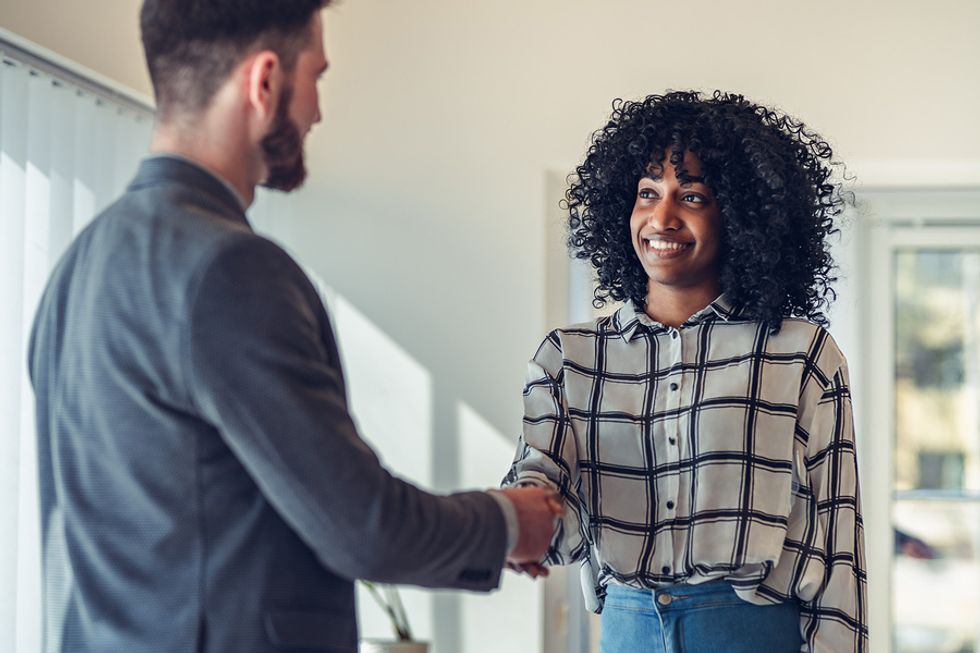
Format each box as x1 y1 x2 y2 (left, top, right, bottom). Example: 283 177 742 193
488 490 519 556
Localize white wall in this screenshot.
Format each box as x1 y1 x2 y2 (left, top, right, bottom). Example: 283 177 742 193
291 0 980 431
5 0 979 431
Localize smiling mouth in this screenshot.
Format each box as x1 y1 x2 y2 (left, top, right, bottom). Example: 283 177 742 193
643 237 693 258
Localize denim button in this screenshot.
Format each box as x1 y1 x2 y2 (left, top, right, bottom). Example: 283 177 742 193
657 593 673 606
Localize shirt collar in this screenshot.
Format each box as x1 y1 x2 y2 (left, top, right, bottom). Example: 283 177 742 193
615 294 744 342
702 293 744 322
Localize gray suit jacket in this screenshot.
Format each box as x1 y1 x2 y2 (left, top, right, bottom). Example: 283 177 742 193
28 157 507 653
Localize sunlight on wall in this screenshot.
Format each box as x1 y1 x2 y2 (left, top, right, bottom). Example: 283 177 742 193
458 402 543 653
252 191 442 645
252 186 546 651
331 293 434 487
323 287 437 643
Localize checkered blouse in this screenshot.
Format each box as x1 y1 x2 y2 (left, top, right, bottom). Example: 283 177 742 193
504 296 867 652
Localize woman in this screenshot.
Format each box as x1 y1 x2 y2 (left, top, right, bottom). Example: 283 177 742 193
504 91 866 652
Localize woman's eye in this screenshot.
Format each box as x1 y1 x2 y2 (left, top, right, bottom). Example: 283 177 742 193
638 188 657 199
682 193 705 203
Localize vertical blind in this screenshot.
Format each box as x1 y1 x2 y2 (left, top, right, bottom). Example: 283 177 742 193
0 38 154 653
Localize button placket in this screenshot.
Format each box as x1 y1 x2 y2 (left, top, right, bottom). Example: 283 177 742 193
656 328 684 578
665 329 682 530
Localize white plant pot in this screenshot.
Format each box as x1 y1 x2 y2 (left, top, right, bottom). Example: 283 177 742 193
359 640 429 653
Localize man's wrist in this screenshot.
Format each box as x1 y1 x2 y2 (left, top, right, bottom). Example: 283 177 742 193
488 490 519 556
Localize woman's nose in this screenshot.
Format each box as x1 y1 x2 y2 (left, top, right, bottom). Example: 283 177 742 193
646 197 682 231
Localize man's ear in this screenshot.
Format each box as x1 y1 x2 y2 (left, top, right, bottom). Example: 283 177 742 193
244 51 283 127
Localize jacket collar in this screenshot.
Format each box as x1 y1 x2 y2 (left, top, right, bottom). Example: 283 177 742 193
128 155 249 224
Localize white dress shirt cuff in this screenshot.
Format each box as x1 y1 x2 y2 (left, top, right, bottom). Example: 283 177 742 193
488 490 519 555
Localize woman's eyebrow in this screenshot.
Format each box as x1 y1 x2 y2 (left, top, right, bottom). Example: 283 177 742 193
679 176 706 186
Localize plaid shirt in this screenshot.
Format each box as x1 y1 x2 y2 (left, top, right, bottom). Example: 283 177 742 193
504 297 867 653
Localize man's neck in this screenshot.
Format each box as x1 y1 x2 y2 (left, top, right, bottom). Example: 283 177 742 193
150 125 256 208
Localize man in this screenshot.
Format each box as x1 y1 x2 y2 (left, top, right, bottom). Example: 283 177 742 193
28 2 559 651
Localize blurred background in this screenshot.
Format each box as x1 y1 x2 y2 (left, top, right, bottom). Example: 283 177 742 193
1 1 978 651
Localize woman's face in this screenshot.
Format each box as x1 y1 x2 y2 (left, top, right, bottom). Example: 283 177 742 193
629 149 723 296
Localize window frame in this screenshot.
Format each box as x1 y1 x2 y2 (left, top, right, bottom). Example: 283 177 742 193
859 189 980 653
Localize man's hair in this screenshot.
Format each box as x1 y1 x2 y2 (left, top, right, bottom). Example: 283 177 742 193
140 0 330 119
567 90 852 331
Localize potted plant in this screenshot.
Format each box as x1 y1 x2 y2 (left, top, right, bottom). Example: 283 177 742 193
358 582 429 653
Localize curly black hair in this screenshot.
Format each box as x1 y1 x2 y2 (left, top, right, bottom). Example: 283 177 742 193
567 90 850 329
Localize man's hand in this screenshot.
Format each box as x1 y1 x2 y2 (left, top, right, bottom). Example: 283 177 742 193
506 561 550 578
499 486 562 564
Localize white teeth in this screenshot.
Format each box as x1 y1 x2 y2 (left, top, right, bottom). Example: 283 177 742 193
646 239 687 251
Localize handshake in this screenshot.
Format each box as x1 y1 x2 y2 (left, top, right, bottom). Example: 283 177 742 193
497 486 563 579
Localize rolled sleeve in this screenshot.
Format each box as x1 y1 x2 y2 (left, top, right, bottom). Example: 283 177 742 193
503 332 590 566
796 363 868 652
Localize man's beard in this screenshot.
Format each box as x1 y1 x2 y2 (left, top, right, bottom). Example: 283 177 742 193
259 86 307 192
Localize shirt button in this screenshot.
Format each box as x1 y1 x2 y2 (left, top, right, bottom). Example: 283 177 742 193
670 331 679 339
669 382 679 391
668 437 676 445
657 593 673 606
666 500 675 510
661 566 671 575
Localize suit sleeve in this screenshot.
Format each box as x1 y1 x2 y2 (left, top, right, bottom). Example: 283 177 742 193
184 234 506 590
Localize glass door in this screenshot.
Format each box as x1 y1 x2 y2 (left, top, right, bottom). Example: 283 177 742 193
864 197 980 653
892 246 980 653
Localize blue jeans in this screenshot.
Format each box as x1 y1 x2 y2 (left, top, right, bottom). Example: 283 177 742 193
599 581 803 653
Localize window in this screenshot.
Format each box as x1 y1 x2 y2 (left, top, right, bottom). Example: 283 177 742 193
0 34 154 653
861 190 980 653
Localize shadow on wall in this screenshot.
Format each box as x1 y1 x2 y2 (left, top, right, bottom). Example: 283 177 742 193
245 235 544 653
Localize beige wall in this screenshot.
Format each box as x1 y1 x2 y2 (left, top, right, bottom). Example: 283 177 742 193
0 0 149 95
299 0 980 431
4 0 979 486
4 2 979 652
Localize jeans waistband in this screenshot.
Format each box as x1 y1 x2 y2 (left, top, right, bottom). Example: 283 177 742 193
604 580 744 612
